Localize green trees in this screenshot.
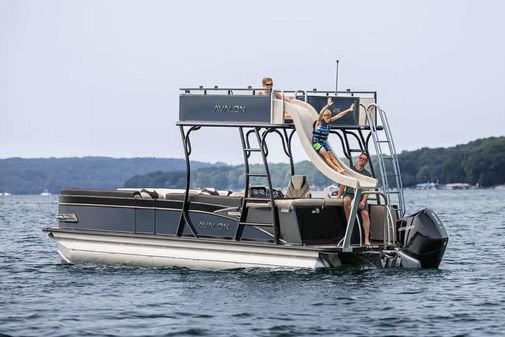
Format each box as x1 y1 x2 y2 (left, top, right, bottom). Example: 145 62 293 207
121 160 336 191
398 137 505 186
1 137 503 194
123 137 505 190
0 157 217 194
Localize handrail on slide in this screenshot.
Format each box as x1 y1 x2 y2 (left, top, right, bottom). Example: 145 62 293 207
364 104 406 217
338 191 395 248
363 191 396 247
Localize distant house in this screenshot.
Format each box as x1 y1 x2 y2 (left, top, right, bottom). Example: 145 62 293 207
414 182 440 190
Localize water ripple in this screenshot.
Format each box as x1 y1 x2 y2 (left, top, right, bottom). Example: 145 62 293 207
1 192 505 336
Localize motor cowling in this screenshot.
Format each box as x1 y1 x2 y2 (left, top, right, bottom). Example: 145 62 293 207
398 208 449 268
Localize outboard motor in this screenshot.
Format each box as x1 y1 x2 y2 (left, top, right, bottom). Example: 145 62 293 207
397 208 449 268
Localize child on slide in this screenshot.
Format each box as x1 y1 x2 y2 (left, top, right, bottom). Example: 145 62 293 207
312 97 354 173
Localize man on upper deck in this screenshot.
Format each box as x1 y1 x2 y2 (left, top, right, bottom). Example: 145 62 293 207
337 152 373 246
258 77 293 102
258 77 293 121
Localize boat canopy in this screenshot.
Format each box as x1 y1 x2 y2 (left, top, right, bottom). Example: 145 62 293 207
178 87 377 126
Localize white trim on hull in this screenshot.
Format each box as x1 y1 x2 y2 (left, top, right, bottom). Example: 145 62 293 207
50 231 342 269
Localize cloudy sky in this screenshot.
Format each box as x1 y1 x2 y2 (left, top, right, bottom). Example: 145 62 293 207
1 0 504 164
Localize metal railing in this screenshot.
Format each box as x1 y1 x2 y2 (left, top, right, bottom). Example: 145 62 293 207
180 87 376 99
364 104 406 217
338 191 396 248
364 191 397 247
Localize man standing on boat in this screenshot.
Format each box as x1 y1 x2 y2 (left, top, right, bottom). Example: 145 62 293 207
337 152 372 245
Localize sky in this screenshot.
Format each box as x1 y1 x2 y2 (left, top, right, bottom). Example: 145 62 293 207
1 0 504 164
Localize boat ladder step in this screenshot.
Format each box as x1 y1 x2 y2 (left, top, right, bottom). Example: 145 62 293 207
247 173 267 177
243 148 261 152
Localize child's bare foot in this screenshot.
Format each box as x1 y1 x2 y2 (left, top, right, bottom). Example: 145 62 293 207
364 240 371 246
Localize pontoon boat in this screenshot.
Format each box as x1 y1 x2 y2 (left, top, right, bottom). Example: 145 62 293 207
44 87 448 269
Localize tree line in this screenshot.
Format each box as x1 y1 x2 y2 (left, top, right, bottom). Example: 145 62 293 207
399 137 504 186
124 137 505 190
0 157 220 194
1 137 503 194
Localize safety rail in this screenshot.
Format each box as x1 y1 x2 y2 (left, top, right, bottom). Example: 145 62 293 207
364 104 405 217
337 191 396 249
365 191 397 247
180 87 376 99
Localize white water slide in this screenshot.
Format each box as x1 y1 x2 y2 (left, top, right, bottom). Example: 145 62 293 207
276 99 378 189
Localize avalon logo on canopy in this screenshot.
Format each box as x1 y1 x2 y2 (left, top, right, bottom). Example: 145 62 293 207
213 105 247 113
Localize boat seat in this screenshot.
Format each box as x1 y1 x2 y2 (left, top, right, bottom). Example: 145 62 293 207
275 198 343 207
247 198 344 208
285 175 311 198
198 188 234 196
135 188 160 199
164 193 243 208
60 188 140 198
119 188 232 199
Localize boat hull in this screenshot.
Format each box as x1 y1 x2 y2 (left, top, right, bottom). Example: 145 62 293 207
48 230 344 269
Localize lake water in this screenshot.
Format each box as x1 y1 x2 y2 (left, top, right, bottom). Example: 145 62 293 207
1 190 505 337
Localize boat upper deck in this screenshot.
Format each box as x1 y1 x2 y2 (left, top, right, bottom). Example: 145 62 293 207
178 86 380 129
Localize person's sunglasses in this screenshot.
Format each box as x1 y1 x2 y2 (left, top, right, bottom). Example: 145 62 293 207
265 83 273 86
359 156 368 161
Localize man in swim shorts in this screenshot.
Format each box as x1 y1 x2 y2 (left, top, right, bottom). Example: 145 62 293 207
337 152 373 245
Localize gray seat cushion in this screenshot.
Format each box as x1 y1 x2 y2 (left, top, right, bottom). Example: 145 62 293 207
285 175 311 198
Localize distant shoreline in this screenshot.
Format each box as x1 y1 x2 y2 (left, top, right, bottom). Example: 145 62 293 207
1 136 504 194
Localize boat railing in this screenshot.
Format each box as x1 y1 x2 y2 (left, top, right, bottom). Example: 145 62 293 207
339 190 396 248
365 104 406 217
180 87 376 96
180 87 376 105
364 191 397 247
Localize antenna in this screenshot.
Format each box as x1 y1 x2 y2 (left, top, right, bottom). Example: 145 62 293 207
335 60 340 97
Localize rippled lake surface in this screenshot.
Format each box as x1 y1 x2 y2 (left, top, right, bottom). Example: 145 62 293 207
1 190 505 337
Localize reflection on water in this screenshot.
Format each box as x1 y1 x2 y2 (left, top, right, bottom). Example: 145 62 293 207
1 190 504 336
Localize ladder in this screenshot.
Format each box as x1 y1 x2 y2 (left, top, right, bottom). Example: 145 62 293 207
365 104 406 217
234 126 280 243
